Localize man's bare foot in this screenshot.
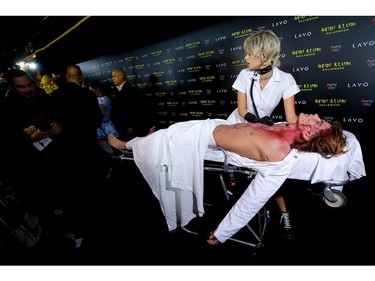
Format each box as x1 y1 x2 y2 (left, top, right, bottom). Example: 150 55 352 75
108 134 126 152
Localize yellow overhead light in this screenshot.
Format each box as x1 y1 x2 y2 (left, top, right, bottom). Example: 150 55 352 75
23 16 91 61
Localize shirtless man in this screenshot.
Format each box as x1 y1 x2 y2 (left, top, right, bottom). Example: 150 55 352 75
109 113 346 161
108 113 347 243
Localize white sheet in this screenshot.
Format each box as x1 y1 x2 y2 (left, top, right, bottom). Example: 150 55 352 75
126 119 366 235
126 118 227 231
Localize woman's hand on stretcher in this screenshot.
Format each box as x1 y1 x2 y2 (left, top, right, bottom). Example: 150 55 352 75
207 231 220 246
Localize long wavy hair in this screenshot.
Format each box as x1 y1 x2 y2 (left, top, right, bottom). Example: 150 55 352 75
291 121 348 158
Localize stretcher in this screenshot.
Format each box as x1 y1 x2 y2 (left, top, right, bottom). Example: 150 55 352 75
115 119 366 250
116 127 365 250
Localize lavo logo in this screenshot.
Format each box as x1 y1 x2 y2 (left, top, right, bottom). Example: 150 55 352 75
343 118 364 123
294 32 312 38
347 82 369 88
295 100 306 105
272 20 288 27
352 41 374 48
215 36 226 41
230 46 242 51
292 66 309 72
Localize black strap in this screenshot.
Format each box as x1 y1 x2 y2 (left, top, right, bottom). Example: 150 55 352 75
249 78 259 118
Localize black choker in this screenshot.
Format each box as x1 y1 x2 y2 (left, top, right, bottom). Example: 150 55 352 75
256 64 273 75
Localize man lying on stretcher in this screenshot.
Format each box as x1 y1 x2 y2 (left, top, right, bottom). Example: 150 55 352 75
108 113 347 245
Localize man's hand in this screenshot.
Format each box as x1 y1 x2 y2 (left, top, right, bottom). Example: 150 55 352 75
207 231 220 246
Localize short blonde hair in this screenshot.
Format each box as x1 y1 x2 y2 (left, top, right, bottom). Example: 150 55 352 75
243 30 281 67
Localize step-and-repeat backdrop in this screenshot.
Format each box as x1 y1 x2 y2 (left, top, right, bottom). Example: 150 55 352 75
79 16 374 134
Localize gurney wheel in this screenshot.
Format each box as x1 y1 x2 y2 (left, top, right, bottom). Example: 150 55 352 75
322 190 346 208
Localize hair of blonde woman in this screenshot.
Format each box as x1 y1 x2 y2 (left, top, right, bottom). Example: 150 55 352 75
243 30 281 67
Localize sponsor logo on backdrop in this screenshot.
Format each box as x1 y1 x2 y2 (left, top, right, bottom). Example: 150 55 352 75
352 40 374 48
189 111 204 117
124 56 134 62
200 100 216 105
272 115 284 121
185 41 201 49
199 76 215 83
347 82 369 88
326 83 338 90
315 98 347 107
178 91 187 96
295 100 307 105
343 117 363 123
141 54 148 59
153 71 164 77
156 111 168 116
292 66 310 72
230 46 242 52
199 50 215 58
330 45 341 52
185 54 195 60
367 59 375 67
257 26 265 32
216 89 228 93
204 65 211 70
294 32 312 39
151 50 163 57
166 48 172 53
218 48 225 55
231 28 253 39
323 116 335 123
205 89 212 95
272 19 288 27
187 78 196 83
137 82 147 88
318 61 351 71
297 83 319 91
165 80 177 86
361 99 373 107
155 92 166 97
166 102 178 107
188 89 203 96
294 16 319 23
217 113 228 118
215 35 226 42
176 68 185 73
135 64 145 70
216 63 227 68
204 39 210 45
218 100 226 106
231 59 247 67
175 45 184 51
321 21 356 35
218 75 225 81
187 66 201 73
163 58 175 65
